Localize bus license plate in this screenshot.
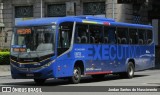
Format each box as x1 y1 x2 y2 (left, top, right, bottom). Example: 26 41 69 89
26 74 34 77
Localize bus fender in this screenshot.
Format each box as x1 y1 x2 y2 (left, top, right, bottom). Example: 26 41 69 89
72 60 86 75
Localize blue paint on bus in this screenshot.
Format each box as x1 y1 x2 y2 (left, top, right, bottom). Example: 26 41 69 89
10 16 155 80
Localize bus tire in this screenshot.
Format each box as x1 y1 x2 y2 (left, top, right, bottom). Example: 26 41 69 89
34 79 46 85
120 62 134 78
69 67 81 84
92 74 105 79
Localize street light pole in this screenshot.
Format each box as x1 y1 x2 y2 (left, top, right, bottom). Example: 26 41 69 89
112 0 115 19
41 0 43 18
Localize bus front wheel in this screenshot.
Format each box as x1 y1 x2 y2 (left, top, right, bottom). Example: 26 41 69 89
69 67 81 84
34 79 46 85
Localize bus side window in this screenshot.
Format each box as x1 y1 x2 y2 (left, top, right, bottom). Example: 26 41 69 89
117 28 128 44
138 29 146 45
146 30 152 44
89 25 103 44
108 27 116 44
75 24 89 44
129 29 138 44
104 26 109 43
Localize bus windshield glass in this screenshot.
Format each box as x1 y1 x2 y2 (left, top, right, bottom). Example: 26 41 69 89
11 25 56 58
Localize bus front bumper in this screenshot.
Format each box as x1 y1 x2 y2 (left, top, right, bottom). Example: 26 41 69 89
10 63 55 79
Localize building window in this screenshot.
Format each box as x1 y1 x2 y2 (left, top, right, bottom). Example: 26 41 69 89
132 4 141 24
47 4 66 17
83 2 105 15
5 32 8 43
15 6 33 18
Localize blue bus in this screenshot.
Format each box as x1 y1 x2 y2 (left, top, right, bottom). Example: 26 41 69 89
10 16 155 84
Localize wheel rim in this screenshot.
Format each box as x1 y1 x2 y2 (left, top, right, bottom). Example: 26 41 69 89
129 65 134 76
73 68 80 80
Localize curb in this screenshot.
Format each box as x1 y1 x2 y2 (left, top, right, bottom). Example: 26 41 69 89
0 72 10 76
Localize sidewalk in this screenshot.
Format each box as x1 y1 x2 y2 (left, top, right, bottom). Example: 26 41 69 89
0 65 11 76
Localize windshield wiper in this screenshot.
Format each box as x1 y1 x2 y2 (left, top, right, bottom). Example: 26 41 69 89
34 51 41 61
26 50 41 62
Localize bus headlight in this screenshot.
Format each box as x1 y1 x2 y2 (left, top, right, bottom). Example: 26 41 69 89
30 60 55 71
44 60 55 67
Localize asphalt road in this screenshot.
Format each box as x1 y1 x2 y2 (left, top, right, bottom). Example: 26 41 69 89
0 69 160 95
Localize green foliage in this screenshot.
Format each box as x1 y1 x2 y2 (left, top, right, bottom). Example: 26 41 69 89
0 48 10 52
0 52 10 65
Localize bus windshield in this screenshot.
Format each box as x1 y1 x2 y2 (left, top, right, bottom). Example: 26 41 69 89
11 25 56 58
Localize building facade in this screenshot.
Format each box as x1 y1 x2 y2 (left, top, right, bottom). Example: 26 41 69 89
0 0 157 48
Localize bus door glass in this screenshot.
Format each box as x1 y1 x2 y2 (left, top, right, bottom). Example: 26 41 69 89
57 22 73 56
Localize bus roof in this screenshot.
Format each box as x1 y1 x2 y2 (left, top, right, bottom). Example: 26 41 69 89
16 16 152 29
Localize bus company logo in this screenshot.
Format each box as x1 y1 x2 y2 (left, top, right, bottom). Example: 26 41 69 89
86 45 142 60
74 52 84 58
74 52 81 58
2 87 11 92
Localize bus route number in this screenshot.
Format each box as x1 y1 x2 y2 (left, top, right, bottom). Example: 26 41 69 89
17 29 31 34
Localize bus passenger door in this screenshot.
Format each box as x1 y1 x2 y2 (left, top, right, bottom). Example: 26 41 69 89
56 22 74 77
